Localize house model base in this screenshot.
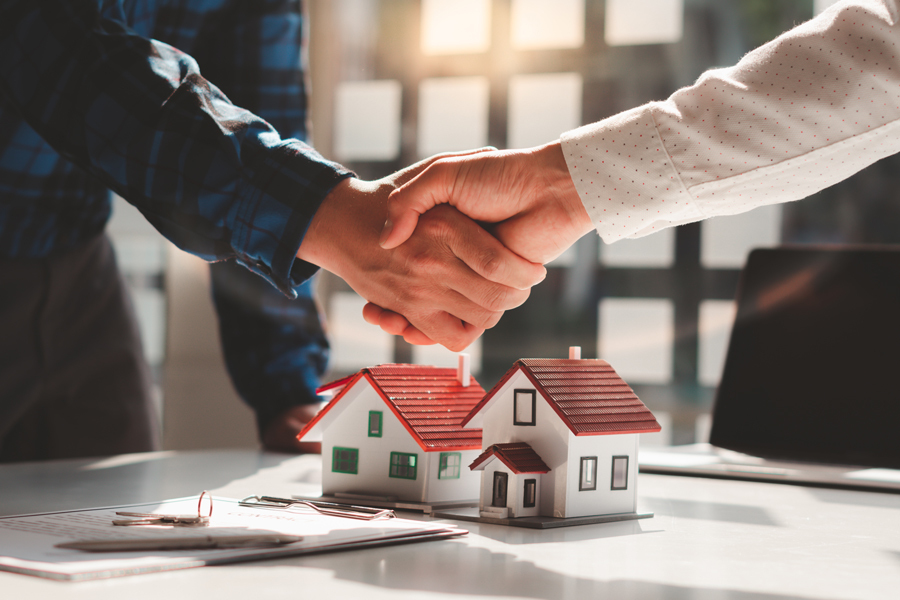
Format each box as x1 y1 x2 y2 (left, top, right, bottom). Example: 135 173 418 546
292 494 477 515
432 507 654 530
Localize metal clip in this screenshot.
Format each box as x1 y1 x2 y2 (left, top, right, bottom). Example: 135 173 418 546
113 491 213 527
239 495 394 520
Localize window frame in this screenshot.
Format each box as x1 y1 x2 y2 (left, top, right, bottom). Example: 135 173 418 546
513 389 537 426
579 456 598 491
438 452 462 480
332 446 359 474
523 478 537 508
368 410 383 438
389 451 418 480
611 455 629 490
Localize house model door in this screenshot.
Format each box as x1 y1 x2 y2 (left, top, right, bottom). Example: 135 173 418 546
492 472 508 507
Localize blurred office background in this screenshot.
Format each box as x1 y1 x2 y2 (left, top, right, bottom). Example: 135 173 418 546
108 0 899 450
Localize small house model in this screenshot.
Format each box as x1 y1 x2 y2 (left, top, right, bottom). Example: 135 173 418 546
462 348 660 520
297 356 484 504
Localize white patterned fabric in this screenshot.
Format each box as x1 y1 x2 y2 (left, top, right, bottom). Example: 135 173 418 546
561 0 900 243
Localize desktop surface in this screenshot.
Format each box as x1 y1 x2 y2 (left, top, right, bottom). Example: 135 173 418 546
1 449 898 600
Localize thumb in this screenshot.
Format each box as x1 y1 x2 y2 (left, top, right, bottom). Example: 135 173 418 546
379 161 459 249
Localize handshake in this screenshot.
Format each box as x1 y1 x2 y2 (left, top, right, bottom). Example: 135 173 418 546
296 141 595 351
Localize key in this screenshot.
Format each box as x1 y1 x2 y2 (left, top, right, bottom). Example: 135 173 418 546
112 491 213 527
112 511 210 526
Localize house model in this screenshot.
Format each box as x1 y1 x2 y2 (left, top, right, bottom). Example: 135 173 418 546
297 355 484 505
462 347 661 520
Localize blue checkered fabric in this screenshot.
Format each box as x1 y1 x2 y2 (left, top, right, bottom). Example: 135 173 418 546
0 0 349 430
0 0 351 294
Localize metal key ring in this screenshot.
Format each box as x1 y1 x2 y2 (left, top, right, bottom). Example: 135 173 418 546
198 490 213 519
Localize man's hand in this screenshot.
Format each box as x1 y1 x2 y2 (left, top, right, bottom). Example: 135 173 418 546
364 142 594 344
261 404 322 454
297 154 547 351
379 141 593 264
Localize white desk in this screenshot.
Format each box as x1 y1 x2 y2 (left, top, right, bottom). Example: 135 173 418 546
1 450 898 599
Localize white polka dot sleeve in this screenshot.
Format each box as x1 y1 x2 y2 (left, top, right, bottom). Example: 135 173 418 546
561 0 900 243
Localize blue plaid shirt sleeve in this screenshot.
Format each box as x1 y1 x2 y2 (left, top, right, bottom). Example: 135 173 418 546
0 0 352 296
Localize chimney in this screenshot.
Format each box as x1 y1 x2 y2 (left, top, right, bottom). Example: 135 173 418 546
457 353 471 387
569 346 581 360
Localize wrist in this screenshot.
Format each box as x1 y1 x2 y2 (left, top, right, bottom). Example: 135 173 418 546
532 141 594 237
297 177 381 275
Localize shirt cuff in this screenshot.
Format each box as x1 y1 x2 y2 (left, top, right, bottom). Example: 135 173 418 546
230 140 353 297
560 104 706 244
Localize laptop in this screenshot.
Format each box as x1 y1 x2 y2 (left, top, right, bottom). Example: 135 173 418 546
640 246 900 492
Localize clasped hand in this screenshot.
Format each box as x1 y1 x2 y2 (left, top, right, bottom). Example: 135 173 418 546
296 151 548 351
363 142 594 345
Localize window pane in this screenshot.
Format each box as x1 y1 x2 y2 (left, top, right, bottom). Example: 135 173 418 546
421 0 491 55
334 80 402 161
814 0 841 15
389 452 417 479
508 73 582 149
599 298 674 384
333 447 358 474
418 77 489 157
523 479 536 507
439 452 461 479
514 390 535 425
612 456 629 490
580 457 597 491
701 205 782 269
605 0 684 47
511 0 584 50
698 301 737 387
599 228 675 268
329 292 392 372
368 411 382 437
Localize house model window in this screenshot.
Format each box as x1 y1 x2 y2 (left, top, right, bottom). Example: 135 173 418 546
513 389 536 426
611 456 629 490
438 452 462 479
333 447 359 474
579 456 598 491
390 452 418 480
523 479 537 508
368 410 383 437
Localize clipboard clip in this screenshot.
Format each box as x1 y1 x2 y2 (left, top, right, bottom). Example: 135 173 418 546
239 495 394 521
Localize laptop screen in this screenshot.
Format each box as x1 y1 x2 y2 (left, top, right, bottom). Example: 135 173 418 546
710 246 900 469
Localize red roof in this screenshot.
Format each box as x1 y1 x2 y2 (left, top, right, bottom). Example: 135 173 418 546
469 443 550 474
300 364 484 451
462 359 661 436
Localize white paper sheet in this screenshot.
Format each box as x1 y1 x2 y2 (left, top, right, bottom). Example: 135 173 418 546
0 496 464 581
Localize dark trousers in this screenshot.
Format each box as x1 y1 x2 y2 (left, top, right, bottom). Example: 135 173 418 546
0 234 160 462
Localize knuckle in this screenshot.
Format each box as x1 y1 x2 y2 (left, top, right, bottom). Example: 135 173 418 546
478 250 506 281
479 285 517 312
476 310 503 330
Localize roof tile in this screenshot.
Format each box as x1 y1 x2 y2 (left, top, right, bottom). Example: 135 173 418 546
469 443 550 474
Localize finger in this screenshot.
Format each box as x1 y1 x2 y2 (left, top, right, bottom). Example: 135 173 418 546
401 323 437 346
379 309 415 336
406 310 483 352
380 163 457 249
362 302 385 326
364 302 438 345
425 205 546 292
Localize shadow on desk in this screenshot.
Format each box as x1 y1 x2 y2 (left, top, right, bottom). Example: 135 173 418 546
642 497 781 527
233 542 823 600
0 450 290 516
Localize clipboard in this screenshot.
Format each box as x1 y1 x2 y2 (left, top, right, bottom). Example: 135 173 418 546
0 495 466 581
